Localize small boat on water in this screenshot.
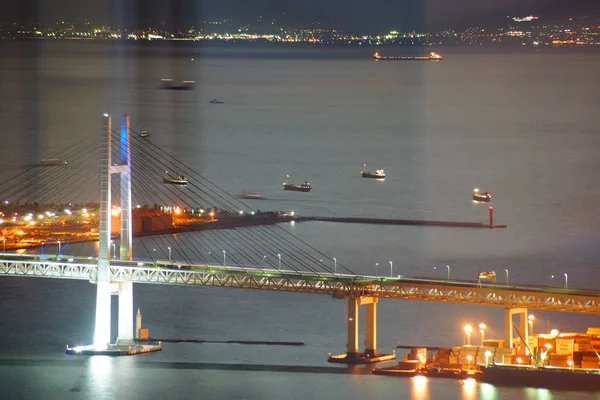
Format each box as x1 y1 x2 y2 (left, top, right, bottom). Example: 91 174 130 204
373 52 443 61
159 79 195 90
240 193 262 199
210 99 224 104
472 188 492 202
361 164 386 179
283 176 311 192
163 176 188 185
140 130 149 137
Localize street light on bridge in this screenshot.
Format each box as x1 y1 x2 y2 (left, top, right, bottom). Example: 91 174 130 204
222 250 226 266
464 324 472 345
446 265 450 280
564 273 568 289
58 240 61 257
112 242 116 259
168 247 172 262
375 262 379 277
389 261 393 277
505 269 509 284
528 314 535 334
333 257 337 274
277 253 281 270
479 323 486 345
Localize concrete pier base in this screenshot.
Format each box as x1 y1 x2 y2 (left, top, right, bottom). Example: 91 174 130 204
65 343 162 356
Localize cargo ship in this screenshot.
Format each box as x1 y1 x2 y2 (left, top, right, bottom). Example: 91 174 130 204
163 176 188 185
479 364 600 391
159 79 195 90
373 52 443 61
283 178 311 192
361 164 386 179
472 188 492 202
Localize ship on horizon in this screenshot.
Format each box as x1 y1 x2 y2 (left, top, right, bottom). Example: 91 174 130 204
361 164 386 179
373 52 443 61
283 175 311 192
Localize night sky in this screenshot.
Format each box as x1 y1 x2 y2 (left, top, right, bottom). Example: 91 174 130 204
4 0 600 31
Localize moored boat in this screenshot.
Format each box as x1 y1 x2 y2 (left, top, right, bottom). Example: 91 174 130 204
361 164 386 179
210 99 224 104
472 188 491 202
163 176 188 185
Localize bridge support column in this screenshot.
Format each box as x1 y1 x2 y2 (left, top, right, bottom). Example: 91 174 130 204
93 279 112 349
504 307 529 356
67 113 161 355
361 297 378 356
329 296 393 364
346 297 359 356
117 282 134 344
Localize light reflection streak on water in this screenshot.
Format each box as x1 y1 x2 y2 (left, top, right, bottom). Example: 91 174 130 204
462 378 477 400
525 387 551 400
410 375 428 400
479 383 498 400
90 356 113 397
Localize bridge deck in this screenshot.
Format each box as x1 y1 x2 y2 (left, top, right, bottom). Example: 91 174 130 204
1 255 599 314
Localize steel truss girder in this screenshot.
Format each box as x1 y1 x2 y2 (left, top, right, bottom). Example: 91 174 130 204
1 259 600 314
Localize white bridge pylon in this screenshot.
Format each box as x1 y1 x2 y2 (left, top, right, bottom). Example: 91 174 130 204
93 114 134 349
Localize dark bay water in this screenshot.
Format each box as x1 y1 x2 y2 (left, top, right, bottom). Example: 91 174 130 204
1 41 600 399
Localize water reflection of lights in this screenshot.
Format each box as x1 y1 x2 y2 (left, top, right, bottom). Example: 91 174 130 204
410 375 428 400
462 378 477 400
90 355 113 397
526 388 551 400
479 383 497 400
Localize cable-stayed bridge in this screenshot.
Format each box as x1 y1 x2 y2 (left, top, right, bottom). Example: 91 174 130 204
1 114 600 362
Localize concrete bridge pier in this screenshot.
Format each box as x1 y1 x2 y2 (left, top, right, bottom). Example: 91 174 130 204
504 307 529 357
329 296 395 364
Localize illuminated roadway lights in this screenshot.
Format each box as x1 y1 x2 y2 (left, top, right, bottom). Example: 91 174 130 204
277 253 281 270
446 265 450 280
479 323 486 345
389 261 393 277
464 324 473 345
564 273 568 289
505 269 509 284
528 314 535 334
222 250 226 266
168 246 172 262
333 257 337 274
